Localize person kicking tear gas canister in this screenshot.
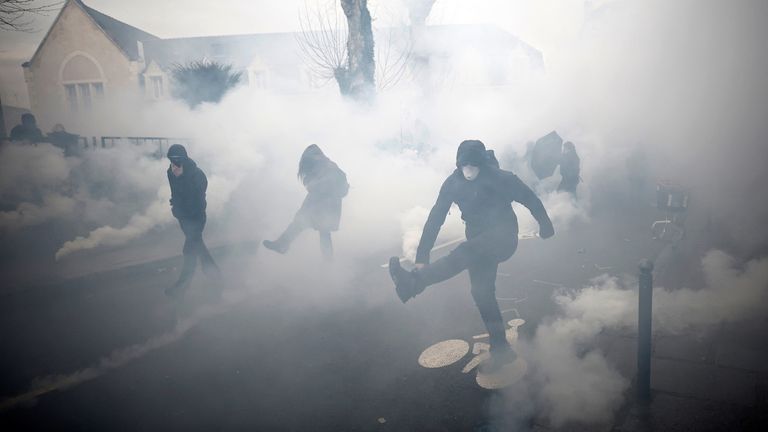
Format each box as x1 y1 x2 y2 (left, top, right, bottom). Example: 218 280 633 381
165 144 221 298
263 144 349 260
389 140 554 371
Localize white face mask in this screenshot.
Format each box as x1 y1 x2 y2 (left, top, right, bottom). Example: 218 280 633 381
462 165 480 181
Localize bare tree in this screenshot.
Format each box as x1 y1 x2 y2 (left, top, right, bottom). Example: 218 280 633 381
406 0 436 27
375 26 412 91
297 1 412 95
338 0 375 100
1 0 62 32
404 0 436 90
296 1 347 87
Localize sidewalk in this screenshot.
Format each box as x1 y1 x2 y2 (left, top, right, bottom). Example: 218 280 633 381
610 318 768 431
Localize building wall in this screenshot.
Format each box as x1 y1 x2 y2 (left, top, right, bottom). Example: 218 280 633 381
24 1 141 134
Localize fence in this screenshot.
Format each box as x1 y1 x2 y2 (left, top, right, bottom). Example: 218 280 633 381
75 136 193 158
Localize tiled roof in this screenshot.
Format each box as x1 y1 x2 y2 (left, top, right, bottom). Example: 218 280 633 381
78 0 158 60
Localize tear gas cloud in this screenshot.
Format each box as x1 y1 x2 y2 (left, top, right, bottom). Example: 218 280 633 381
497 248 768 427
2 0 768 427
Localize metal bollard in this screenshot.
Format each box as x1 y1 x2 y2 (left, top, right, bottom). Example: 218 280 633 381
637 259 654 402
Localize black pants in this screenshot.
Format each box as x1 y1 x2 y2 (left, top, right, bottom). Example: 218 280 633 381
557 176 579 196
177 216 219 285
274 213 333 259
416 224 518 352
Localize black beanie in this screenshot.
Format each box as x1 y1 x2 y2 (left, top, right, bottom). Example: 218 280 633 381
167 144 188 160
456 140 487 167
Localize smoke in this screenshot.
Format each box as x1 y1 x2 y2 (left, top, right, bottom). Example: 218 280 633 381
510 248 768 426
1 0 767 427
0 194 78 230
654 249 768 333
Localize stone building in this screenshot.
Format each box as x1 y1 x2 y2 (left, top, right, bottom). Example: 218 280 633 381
23 0 543 135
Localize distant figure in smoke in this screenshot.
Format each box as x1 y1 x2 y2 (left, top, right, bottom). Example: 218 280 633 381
557 141 580 197
263 144 349 260
165 144 221 297
10 113 44 144
388 140 554 370
48 124 81 157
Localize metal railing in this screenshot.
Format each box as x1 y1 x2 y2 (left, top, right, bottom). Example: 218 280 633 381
74 136 193 158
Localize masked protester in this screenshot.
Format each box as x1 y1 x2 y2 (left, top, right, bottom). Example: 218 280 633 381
165 144 221 297
557 141 580 196
263 144 349 260
388 140 554 371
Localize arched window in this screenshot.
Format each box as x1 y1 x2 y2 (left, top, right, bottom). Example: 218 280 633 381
60 53 106 112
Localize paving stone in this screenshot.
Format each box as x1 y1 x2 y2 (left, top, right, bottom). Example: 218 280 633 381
616 394 752 432
654 334 710 363
651 358 756 406
715 343 768 373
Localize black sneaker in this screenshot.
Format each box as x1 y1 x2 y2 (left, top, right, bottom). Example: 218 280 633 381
479 347 518 374
263 239 288 254
389 257 420 303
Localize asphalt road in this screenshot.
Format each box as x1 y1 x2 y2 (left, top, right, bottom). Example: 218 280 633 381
0 204 668 431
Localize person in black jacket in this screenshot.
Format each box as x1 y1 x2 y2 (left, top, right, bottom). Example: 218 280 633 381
165 144 220 297
557 141 580 196
389 140 554 367
10 113 44 144
263 144 349 260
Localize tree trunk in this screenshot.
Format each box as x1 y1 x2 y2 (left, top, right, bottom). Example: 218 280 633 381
338 0 375 101
407 0 435 93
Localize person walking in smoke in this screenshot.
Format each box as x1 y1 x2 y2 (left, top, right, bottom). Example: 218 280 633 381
165 144 221 297
263 144 349 260
388 140 554 370
557 141 580 196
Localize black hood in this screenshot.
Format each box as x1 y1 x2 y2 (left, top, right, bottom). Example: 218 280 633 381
167 144 189 164
456 140 488 168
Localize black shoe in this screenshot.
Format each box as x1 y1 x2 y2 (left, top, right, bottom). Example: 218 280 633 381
479 346 517 374
165 279 190 298
389 257 421 303
263 239 288 254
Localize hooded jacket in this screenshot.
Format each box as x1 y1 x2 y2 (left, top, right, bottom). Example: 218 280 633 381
167 158 208 220
296 145 348 231
415 140 552 264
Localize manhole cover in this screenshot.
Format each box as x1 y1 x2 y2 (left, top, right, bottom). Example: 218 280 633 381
418 339 470 368
475 358 527 389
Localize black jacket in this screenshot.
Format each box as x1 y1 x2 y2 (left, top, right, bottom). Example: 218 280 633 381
560 150 580 182
10 125 44 143
416 166 552 264
297 160 348 232
167 158 207 220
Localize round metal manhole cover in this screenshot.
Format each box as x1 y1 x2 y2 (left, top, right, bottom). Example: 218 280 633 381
418 339 470 368
475 358 528 389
